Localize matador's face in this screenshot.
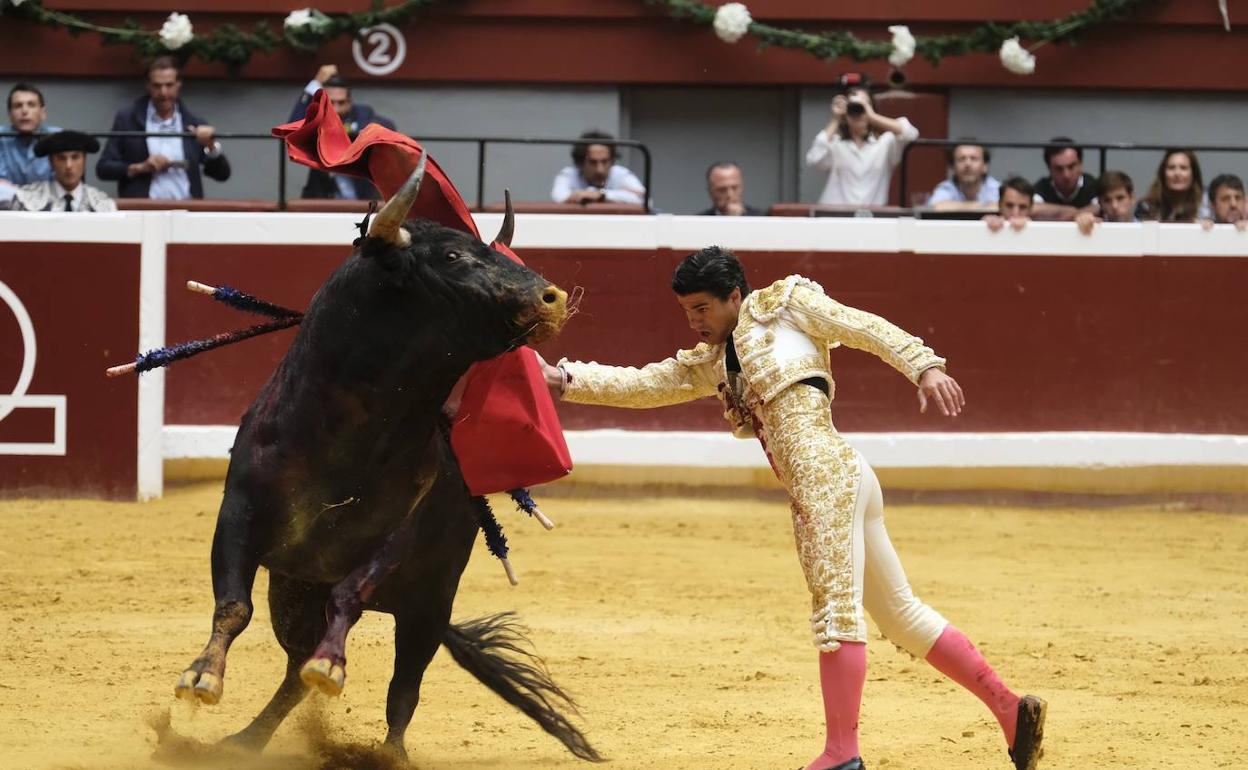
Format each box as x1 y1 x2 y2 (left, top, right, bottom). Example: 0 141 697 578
676 287 742 346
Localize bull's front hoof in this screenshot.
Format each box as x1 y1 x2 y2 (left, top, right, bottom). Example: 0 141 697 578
174 669 223 705
300 657 346 696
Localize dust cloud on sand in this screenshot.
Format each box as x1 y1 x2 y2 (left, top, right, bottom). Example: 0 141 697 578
2 484 1245 769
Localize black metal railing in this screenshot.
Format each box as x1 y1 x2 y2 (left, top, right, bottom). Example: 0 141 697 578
1 131 654 213
899 138 1248 204
419 136 653 213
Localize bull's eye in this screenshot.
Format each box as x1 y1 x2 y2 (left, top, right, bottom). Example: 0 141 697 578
445 251 462 263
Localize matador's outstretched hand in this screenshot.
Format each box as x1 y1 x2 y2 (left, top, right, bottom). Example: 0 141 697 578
918 368 965 417
532 350 565 395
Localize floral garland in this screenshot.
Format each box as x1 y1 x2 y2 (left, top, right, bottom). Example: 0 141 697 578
0 0 441 70
0 0 1166 75
665 0 1167 75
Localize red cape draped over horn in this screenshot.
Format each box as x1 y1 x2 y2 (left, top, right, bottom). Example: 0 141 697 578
272 90 572 495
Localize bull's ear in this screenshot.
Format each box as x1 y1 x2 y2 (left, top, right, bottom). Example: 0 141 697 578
368 152 427 247
492 189 514 248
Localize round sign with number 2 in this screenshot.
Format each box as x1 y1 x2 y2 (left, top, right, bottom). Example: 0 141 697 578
352 23 407 77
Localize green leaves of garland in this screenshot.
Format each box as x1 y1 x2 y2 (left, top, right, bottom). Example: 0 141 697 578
1 0 1162 71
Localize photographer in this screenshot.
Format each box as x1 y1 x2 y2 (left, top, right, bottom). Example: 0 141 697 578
805 74 918 206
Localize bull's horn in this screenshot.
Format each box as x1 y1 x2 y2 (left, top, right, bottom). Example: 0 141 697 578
368 151 427 247
492 189 515 247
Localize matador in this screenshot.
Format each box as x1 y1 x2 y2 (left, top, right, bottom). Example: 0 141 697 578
539 247 1045 770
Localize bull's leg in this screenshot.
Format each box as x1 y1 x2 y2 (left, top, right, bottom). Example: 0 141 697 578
175 494 262 705
299 509 423 696
382 607 452 757
224 575 328 751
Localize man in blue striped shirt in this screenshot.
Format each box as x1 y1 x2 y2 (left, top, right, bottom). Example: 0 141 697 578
0 83 61 187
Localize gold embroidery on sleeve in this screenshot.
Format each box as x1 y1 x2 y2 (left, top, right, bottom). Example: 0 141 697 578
559 346 721 409
786 282 945 384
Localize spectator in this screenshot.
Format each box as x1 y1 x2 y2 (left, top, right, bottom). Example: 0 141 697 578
0 83 61 186
551 130 646 205
1032 137 1098 220
984 176 1033 232
1201 173 1247 231
928 142 1000 210
2 130 116 212
1135 149 1208 223
1075 171 1136 235
805 75 918 206
289 65 394 200
699 162 765 216
96 56 230 200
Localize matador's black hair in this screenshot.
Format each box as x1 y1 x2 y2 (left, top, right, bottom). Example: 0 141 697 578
670 246 750 301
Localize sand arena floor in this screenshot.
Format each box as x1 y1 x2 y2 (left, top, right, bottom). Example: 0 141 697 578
1 482 1246 770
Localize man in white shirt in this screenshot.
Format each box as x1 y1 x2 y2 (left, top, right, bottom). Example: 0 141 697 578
3 130 116 212
805 80 919 207
551 130 646 205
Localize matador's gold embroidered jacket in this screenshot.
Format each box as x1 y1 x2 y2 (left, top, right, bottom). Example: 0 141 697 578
559 274 946 435
561 275 947 648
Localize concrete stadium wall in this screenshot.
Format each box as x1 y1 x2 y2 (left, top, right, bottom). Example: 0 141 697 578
3 211 1246 500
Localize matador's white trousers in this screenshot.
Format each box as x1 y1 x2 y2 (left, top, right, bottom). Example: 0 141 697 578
755 384 948 656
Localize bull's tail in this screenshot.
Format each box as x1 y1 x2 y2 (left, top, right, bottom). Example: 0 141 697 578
442 612 603 762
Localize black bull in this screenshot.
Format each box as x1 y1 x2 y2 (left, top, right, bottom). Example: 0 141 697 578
172 162 600 762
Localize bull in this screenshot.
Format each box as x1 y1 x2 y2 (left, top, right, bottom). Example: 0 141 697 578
171 157 599 762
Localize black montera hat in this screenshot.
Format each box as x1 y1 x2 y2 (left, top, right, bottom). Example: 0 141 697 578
34 130 101 157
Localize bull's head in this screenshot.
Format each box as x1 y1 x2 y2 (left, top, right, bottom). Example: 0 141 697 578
360 156 568 357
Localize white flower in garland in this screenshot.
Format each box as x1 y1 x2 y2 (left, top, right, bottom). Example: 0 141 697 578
159 12 194 50
999 36 1036 75
7 0 30 7
283 7 333 49
887 25 916 68
713 2 753 44
284 8 315 30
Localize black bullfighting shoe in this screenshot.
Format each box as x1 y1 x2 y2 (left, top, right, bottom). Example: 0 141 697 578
1008 694 1047 770
816 759 866 770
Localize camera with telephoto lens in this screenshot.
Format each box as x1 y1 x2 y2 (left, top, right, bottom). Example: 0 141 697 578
837 72 870 117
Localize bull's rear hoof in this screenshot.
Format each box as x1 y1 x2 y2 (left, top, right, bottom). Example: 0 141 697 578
300 657 346 696
174 670 223 705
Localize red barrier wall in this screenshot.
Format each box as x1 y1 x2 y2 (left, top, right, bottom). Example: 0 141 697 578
0 243 140 499
164 244 342 426
163 245 1248 435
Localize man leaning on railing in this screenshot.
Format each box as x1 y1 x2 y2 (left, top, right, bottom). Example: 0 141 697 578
551 130 646 205
96 56 230 200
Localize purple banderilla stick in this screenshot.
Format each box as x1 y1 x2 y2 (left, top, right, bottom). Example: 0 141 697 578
105 280 304 377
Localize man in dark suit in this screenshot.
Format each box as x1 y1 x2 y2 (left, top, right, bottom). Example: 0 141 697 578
698 161 766 216
289 64 396 200
96 56 230 199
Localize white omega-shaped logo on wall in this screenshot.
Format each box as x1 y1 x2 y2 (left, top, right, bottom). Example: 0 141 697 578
0 280 67 455
352 23 407 77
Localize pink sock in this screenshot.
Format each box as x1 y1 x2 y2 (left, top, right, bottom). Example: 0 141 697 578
804 642 867 770
924 625 1020 746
